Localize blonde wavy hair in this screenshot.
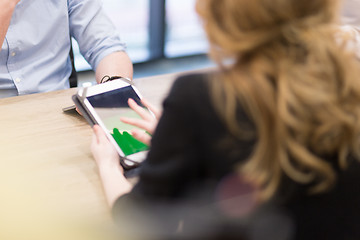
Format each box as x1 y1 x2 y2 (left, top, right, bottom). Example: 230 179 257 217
196 0 360 200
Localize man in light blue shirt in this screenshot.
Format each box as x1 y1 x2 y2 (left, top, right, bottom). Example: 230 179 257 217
0 0 133 98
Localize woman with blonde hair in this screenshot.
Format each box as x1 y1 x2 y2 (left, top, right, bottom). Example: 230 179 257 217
91 0 360 239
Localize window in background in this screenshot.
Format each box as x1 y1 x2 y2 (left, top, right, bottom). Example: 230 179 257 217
72 0 208 72
164 0 208 58
73 0 150 71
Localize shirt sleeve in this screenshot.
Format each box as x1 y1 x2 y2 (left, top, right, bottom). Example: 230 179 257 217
68 0 126 70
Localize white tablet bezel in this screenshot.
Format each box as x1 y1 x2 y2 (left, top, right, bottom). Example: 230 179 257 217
78 80 149 168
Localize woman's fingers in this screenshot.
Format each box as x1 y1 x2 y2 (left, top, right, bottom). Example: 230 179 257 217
128 98 154 121
131 129 152 146
92 125 102 143
119 98 161 145
92 125 109 144
120 116 153 133
140 98 161 119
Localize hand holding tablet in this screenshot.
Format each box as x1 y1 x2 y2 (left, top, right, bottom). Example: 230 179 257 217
72 79 156 169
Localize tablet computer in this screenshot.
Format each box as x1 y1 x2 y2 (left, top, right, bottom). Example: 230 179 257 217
72 79 153 169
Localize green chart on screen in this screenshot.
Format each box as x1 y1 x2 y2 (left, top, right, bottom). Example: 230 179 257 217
111 128 148 156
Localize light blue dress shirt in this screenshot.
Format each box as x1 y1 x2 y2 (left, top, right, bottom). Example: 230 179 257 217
0 0 126 98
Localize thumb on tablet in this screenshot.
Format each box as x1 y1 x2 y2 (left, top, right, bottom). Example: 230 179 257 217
93 125 107 143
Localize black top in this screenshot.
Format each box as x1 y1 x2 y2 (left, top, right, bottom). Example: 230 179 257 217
112 73 360 240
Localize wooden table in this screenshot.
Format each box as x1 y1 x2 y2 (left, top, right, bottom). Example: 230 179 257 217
0 71 191 239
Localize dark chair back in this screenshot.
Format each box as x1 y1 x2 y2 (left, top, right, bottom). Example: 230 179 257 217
69 41 78 88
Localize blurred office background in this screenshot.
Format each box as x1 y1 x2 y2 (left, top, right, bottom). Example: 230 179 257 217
75 0 215 85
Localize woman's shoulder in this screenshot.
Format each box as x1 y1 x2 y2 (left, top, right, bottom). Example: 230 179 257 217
167 71 218 101
174 71 213 86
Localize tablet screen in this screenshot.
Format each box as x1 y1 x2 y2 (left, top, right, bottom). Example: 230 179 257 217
87 86 149 157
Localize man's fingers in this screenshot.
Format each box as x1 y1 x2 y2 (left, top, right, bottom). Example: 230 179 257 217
75 106 83 115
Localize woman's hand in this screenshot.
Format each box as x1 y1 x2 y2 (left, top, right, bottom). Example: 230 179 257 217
120 98 161 145
91 125 122 171
91 125 132 207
